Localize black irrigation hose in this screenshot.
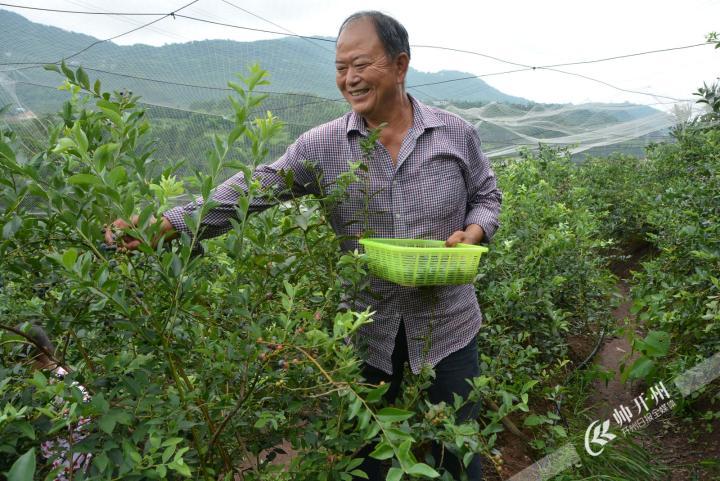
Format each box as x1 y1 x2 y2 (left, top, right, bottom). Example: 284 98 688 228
554 324 608 428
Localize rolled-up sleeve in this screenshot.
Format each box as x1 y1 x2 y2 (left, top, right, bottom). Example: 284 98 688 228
163 135 319 240
462 125 502 243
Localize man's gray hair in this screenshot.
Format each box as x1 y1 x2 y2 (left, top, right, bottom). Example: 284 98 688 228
338 11 411 60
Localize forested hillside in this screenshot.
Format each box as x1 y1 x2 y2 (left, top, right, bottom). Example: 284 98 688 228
1 8 674 166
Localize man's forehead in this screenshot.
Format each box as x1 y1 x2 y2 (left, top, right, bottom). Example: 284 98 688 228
337 18 380 45
335 20 383 60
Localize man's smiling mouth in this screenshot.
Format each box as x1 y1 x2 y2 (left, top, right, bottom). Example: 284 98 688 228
349 89 370 97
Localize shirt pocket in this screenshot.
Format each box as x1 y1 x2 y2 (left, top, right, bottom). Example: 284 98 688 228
419 155 467 221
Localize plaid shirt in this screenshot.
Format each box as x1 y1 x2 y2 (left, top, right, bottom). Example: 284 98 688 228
164 95 502 374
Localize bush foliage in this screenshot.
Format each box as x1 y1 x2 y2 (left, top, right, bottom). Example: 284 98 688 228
1 61 717 481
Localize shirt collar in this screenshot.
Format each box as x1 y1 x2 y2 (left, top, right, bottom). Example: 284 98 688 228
345 94 445 136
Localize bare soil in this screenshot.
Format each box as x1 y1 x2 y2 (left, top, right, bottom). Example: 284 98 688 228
589 242 720 481
489 240 720 480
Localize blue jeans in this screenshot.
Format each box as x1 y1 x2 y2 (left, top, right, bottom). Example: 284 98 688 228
354 320 483 481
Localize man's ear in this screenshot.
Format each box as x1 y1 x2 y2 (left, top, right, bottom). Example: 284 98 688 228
395 52 410 85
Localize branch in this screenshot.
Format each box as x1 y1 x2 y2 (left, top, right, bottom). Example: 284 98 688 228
0 323 65 370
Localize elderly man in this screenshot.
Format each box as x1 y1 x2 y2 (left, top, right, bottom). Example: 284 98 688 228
109 10 501 480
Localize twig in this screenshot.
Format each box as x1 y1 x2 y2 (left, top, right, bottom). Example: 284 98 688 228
486 399 531 443
208 369 263 450
0 323 65 369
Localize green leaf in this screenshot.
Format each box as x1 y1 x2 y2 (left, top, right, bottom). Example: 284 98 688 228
386 467 403 481
93 452 109 472
638 330 670 357
7 447 35 481
62 248 78 270
365 382 390 403
162 445 176 463
406 462 440 478
43 63 61 74
72 124 89 155
523 414 546 426
347 395 362 420
76 67 90 90
107 165 127 186
93 143 120 170
0 140 16 163
98 409 131 434
228 125 245 146
31 370 47 388
2 215 22 240
159 436 181 448
626 356 654 381
128 448 142 465
68 173 102 186
98 414 117 434
52 137 76 154
169 459 191 477
60 61 75 82
98 106 122 125
396 439 414 465
369 441 394 460
15 421 35 440
377 407 414 423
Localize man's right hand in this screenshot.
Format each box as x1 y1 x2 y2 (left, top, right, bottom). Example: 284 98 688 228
104 215 176 251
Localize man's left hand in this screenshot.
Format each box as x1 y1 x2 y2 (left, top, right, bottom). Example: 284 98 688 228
445 224 485 247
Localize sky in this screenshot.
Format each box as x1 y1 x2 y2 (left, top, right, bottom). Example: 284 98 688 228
2 0 719 107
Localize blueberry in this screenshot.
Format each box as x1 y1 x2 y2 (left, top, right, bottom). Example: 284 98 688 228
99 242 117 252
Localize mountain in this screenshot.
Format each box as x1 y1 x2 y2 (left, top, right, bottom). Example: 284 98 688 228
0 9 528 109
0 9 674 163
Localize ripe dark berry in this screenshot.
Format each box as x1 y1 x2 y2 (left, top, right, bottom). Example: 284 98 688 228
100 242 117 252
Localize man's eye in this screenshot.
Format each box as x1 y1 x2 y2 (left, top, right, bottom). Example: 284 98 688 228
355 63 368 70
336 66 347 73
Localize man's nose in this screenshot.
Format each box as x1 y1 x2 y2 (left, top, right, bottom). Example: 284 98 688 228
345 67 361 86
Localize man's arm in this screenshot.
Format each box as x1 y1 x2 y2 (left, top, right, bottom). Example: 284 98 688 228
446 125 502 247
163 135 319 241
107 136 319 249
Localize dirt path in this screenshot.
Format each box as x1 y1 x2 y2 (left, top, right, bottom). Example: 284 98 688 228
590 244 720 481
588 262 643 422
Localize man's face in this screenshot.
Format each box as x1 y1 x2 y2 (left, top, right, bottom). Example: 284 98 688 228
335 18 408 123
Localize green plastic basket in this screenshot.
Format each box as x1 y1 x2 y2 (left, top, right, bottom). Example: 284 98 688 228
358 238 489 287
